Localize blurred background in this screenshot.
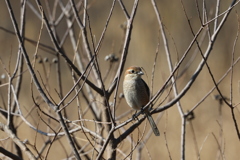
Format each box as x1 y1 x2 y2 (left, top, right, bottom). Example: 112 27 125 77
0 0 240 159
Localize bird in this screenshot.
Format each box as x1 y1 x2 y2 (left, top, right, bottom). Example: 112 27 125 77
123 66 160 136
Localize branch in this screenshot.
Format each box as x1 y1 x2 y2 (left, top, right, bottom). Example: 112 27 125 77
0 123 36 160
0 147 23 160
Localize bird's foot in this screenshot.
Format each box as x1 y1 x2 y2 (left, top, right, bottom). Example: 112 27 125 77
140 108 146 114
132 112 139 121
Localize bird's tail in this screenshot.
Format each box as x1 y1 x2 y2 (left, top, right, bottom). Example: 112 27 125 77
146 112 160 136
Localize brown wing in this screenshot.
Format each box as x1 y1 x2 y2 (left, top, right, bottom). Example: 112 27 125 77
141 79 150 100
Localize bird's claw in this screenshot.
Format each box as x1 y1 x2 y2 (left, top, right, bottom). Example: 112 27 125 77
140 108 146 114
132 113 139 121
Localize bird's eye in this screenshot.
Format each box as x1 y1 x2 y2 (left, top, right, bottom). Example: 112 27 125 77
130 70 135 74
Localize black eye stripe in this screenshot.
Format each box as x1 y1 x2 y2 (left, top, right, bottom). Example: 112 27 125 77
128 69 135 74
127 68 142 74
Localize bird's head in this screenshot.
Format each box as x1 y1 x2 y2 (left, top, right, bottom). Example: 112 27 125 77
124 66 144 80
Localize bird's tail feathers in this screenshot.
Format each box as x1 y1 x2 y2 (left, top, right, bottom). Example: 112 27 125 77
146 112 160 136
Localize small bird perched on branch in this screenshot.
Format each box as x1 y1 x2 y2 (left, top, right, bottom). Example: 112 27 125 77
123 66 160 136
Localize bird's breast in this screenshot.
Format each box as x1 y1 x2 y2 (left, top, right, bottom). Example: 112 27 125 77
123 79 149 110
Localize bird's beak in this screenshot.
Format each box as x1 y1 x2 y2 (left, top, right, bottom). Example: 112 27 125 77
138 71 144 75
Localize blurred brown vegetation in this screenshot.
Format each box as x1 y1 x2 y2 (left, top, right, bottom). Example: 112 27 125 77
0 0 240 160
